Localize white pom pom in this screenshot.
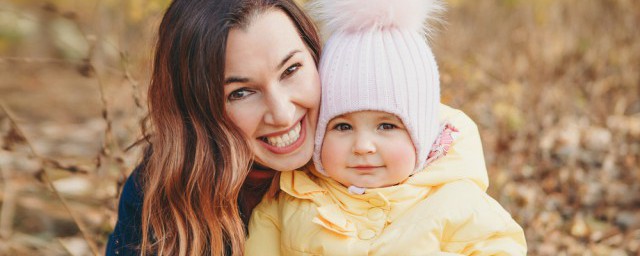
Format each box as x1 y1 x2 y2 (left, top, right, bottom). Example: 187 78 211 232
309 0 445 34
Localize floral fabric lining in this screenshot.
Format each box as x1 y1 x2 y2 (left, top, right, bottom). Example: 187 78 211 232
425 123 459 166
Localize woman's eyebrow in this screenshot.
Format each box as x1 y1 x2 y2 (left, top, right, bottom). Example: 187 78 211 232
277 50 301 70
224 76 249 85
224 50 302 85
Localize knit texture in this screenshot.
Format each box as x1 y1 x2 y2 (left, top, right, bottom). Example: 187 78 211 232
313 0 444 175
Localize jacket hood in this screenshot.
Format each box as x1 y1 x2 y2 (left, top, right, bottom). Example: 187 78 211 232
281 104 489 200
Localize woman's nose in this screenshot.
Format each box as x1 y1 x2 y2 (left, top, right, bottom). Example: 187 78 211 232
353 133 376 155
263 91 296 127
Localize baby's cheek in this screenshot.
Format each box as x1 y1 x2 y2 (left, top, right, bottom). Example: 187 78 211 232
387 142 417 171
320 137 343 171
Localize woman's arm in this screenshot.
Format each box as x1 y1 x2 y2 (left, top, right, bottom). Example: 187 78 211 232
106 166 144 256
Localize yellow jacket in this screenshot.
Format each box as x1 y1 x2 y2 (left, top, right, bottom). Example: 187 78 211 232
246 105 527 255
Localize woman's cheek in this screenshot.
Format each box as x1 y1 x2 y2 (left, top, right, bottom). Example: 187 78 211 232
226 102 260 138
296 65 321 105
309 70 321 104
306 73 322 122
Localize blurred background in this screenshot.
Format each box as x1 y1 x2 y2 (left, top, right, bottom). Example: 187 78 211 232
0 0 638 255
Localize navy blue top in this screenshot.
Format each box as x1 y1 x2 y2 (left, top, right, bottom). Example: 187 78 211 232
105 165 263 255
106 166 144 256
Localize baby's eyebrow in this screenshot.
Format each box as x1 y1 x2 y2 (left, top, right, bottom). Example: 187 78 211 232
376 115 399 121
331 114 349 120
326 115 348 125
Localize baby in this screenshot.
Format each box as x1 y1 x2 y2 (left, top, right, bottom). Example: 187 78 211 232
246 0 527 255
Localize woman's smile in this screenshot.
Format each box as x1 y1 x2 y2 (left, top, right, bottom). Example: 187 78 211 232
258 116 307 154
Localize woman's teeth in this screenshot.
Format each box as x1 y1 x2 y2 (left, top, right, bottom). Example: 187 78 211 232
262 122 301 148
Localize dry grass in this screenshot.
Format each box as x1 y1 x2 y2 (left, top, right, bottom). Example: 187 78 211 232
0 0 638 255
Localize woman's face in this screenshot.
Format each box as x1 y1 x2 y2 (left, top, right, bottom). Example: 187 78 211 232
224 9 320 172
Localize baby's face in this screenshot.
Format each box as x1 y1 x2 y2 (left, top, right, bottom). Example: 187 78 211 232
320 111 416 188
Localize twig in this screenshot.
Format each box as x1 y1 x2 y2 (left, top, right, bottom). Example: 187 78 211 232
0 57 123 74
0 103 40 159
94 66 119 156
0 166 16 239
41 170 100 256
72 6 122 171
120 51 150 157
40 1 120 162
0 7 39 22
56 238 77 255
120 52 146 112
0 57 82 65
0 102 100 256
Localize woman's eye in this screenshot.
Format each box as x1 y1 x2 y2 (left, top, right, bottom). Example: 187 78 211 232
282 63 301 78
333 123 352 131
227 89 253 101
378 123 397 130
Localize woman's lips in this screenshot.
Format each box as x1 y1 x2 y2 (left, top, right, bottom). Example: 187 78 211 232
258 116 307 154
260 115 304 137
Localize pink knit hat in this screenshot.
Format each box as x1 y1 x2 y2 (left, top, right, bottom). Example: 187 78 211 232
312 0 445 175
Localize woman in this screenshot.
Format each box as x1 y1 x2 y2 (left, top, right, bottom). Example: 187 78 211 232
105 0 321 255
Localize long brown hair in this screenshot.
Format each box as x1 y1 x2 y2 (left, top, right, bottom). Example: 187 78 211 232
140 0 320 255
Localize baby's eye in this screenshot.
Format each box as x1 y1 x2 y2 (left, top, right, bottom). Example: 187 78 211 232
378 123 397 130
227 88 254 102
332 123 352 131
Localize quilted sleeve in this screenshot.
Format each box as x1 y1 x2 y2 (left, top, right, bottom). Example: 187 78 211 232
437 180 527 255
245 198 282 256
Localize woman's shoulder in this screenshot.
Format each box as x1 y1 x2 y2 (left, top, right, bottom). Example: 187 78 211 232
105 165 145 256
120 165 145 208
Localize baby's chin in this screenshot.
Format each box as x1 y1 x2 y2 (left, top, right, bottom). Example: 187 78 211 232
346 180 391 189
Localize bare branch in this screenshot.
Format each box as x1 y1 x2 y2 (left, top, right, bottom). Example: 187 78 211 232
0 167 16 239
0 102 100 255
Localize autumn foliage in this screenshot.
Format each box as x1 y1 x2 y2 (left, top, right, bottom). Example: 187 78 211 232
0 0 638 255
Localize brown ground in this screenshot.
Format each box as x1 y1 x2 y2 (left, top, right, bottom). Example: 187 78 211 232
0 0 638 255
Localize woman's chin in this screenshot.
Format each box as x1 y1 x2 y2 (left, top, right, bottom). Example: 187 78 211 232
254 154 312 172
252 139 314 172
